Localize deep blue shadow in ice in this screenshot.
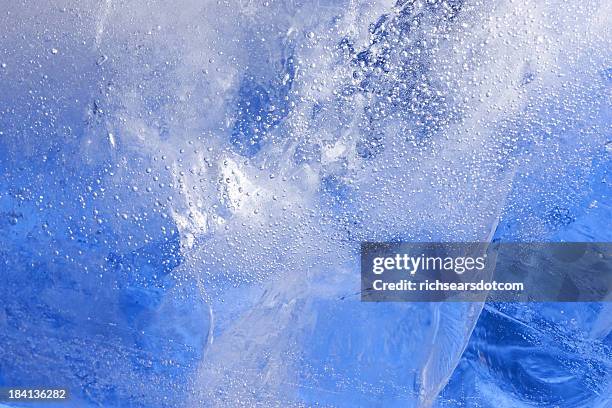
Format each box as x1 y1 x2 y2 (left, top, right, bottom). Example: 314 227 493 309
230 55 295 157
108 233 182 323
230 81 271 157
320 175 352 209
439 146 612 407
470 305 605 405
0 168 207 407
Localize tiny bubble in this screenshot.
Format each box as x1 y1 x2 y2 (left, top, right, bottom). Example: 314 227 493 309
96 55 108 66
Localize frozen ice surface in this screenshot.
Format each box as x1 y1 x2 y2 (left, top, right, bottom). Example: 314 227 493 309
438 163 612 408
0 0 610 407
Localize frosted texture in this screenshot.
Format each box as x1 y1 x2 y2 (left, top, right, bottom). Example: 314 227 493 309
0 0 609 407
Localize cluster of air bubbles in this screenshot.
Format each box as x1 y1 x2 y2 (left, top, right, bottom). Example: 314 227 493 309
0 0 608 405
